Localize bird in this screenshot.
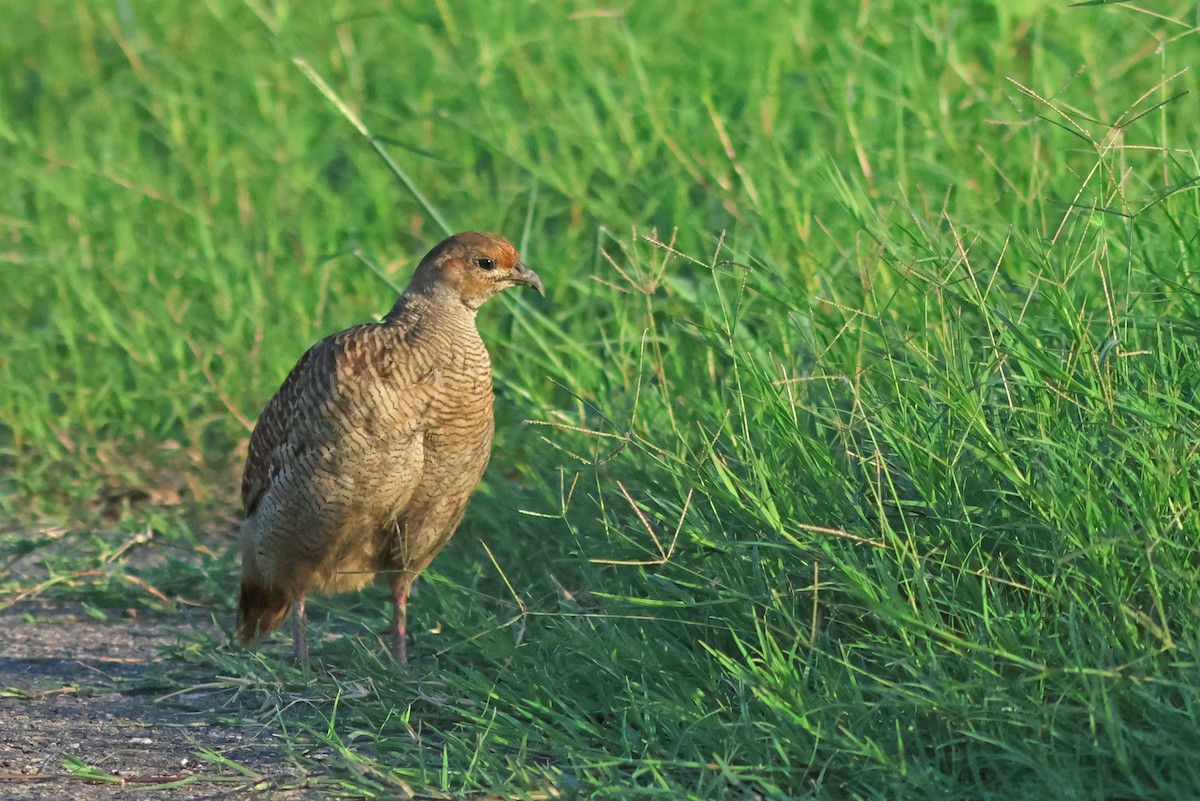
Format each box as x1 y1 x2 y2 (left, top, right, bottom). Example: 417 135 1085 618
235 231 544 664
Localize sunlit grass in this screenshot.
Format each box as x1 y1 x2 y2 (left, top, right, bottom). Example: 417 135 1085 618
3 0 1200 798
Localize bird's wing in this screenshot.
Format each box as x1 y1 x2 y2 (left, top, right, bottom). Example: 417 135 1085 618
241 323 440 517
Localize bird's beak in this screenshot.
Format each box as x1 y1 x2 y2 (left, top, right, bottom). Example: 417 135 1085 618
512 261 545 296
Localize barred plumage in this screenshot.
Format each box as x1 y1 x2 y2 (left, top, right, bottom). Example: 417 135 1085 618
236 231 544 664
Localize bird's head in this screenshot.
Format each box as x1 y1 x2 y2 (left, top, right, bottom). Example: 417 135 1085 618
408 231 545 311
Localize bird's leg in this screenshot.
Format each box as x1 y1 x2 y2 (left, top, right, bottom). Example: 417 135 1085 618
291 594 308 667
391 587 408 664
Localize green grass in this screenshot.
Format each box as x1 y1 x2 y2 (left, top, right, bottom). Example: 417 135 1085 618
4 0 1200 797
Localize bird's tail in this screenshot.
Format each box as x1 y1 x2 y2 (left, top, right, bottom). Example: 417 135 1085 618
235 565 291 644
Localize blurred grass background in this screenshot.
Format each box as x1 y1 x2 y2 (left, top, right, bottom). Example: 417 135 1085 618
3 0 1200 798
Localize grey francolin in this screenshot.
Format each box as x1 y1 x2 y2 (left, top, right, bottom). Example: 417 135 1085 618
236 231 544 664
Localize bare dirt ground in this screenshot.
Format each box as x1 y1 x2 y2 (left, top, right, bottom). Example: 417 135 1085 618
0 601 326 800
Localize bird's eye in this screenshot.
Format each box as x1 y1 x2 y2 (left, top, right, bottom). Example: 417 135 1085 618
476 257 496 271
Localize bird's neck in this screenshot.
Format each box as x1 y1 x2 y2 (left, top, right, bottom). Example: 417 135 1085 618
384 285 477 331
